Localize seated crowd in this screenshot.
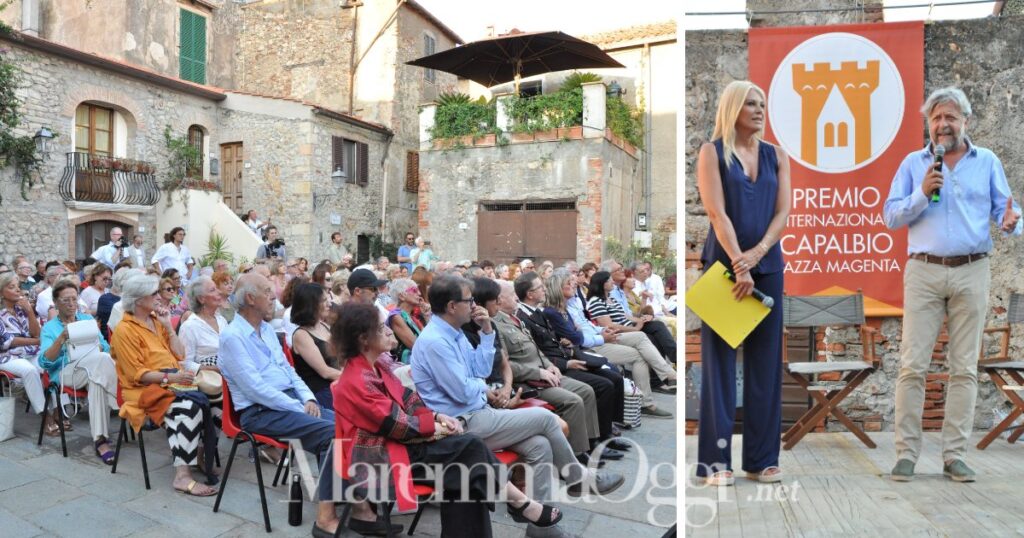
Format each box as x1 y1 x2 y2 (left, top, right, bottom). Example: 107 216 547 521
0 229 677 538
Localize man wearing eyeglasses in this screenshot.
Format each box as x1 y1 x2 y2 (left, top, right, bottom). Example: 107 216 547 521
91 227 129 270
411 275 624 523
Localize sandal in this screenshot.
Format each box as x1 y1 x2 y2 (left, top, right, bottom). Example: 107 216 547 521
705 471 734 486
745 466 783 483
507 500 563 528
174 479 217 497
94 438 116 466
44 416 62 437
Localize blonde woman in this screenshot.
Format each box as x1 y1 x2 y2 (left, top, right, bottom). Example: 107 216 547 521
696 80 792 486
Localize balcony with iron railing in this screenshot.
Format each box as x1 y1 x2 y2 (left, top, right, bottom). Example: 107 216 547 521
59 152 161 209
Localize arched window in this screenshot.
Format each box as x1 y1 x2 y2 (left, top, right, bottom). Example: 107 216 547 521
187 125 205 178
75 104 114 156
837 122 849 147
823 123 835 148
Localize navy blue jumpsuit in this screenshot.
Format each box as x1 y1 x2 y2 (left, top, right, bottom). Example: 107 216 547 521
696 139 785 477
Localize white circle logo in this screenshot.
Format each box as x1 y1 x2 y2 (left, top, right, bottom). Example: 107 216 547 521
768 32 904 174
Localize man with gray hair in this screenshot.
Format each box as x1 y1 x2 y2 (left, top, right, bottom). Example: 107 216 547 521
884 86 1021 483
91 227 129 269
218 273 387 536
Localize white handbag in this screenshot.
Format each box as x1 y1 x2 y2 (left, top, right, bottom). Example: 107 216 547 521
0 375 15 442
66 320 101 364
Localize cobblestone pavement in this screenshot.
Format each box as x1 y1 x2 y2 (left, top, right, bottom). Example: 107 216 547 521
0 389 676 537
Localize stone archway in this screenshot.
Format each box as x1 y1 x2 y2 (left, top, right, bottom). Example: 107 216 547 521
68 211 137 262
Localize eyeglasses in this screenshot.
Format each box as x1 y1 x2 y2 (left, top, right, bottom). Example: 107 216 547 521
162 287 174 292
56 297 78 304
529 284 544 292
454 297 475 305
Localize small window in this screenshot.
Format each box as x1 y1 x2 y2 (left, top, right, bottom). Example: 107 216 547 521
187 125 204 178
405 151 419 192
423 34 436 83
519 80 542 98
332 136 369 187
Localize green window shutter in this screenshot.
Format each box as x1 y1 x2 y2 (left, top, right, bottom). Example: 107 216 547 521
192 13 206 84
179 10 207 84
179 10 193 81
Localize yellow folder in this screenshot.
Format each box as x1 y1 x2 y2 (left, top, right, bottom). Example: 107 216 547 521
685 261 771 349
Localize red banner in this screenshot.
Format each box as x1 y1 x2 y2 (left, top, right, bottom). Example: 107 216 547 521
749 22 924 315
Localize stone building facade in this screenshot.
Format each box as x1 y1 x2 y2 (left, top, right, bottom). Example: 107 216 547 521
0 27 391 265
686 15 1024 434
231 0 463 242
418 85 642 265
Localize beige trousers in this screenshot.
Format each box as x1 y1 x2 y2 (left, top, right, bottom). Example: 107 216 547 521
894 258 989 464
59 351 119 441
593 332 675 407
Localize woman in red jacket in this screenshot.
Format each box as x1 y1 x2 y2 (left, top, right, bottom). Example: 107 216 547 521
331 302 562 538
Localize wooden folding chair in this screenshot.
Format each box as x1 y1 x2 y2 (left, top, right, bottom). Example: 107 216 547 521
780 293 880 450
977 293 1024 449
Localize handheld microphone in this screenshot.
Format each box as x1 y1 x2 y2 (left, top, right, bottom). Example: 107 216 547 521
724 270 775 308
930 144 945 203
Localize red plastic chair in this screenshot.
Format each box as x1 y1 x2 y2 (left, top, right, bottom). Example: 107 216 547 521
515 397 556 412
36 372 89 458
282 341 295 367
213 381 293 533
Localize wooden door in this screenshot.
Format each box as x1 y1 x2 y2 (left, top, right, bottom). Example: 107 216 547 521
221 142 243 212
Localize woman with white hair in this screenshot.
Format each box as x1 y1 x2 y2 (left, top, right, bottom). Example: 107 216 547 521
111 274 218 496
38 279 119 463
179 277 226 374
385 277 427 364
105 268 144 334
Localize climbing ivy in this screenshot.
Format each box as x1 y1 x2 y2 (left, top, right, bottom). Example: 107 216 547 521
0 9 51 203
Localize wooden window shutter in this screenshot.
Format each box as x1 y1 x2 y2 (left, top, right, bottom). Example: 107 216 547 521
357 142 369 185
179 10 193 81
405 151 419 192
331 136 344 173
179 10 207 84
192 14 206 84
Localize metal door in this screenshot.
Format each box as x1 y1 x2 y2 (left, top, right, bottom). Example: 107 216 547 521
477 201 576 264
221 142 243 212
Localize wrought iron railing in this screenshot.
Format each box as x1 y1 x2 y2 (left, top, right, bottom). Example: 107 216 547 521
59 152 161 206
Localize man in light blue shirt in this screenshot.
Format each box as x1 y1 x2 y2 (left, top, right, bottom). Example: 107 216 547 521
219 273 364 537
411 275 623 515
884 87 1021 484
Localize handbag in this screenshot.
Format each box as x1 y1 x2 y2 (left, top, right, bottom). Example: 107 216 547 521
0 375 16 442
622 377 643 429
66 319 101 364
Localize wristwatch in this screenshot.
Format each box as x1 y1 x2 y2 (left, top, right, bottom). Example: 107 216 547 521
160 374 169 386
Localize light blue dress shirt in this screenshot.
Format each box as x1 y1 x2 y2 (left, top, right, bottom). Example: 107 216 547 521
884 142 1022 256
410 315 495 418
218 314 314 413
566 296 605 348
610 286 631 317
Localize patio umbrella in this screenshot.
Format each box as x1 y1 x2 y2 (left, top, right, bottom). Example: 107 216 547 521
406 30 625 92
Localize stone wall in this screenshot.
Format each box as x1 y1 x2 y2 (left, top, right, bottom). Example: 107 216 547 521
418 136 641 264
685 16 1024 433
0 36 220 264
2 0 237 87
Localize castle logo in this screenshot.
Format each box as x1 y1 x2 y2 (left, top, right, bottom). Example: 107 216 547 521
768 33 904 174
